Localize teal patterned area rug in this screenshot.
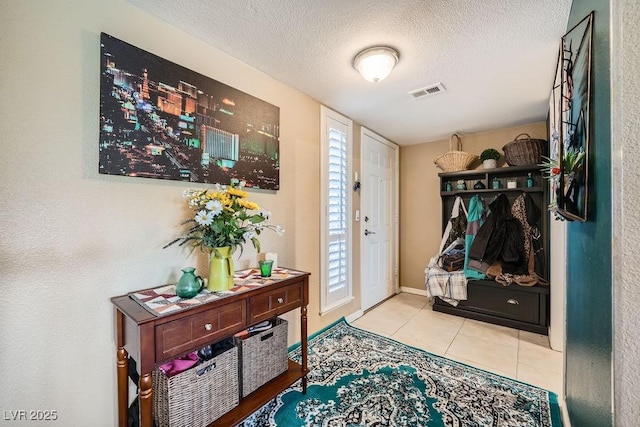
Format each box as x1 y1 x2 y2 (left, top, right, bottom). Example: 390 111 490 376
241 318 562 426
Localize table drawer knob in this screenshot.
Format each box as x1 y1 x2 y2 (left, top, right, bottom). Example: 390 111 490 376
506 299 519 305
204 323 213 331
277 297 284 304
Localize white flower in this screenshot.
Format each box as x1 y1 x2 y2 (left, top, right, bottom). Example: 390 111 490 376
167 186 285 254
205 199 223 216
258 209 271 220
194 210 214 226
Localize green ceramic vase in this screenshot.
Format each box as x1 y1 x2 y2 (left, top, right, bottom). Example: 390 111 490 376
207 246 234 291
176 267 204 298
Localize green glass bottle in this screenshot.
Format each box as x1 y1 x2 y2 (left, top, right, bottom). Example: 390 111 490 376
526 173 535 188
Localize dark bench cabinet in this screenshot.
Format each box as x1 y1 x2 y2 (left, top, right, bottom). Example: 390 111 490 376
434 166 550 335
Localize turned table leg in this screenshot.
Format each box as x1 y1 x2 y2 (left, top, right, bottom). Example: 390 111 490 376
116 347 129 427
139 373 153 427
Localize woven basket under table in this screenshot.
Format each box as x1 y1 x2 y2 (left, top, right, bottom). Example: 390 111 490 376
153 341 239 427
235 317 288 398
434 133 478 172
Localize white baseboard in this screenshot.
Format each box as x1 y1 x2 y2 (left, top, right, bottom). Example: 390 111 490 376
345 309 364 323
400 286 428 296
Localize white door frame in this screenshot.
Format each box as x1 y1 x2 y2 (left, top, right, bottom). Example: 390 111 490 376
360 127 399 310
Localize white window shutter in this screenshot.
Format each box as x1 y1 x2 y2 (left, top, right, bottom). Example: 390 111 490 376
320 107 352 313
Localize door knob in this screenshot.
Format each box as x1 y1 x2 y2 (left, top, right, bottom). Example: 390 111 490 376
364 229 376 236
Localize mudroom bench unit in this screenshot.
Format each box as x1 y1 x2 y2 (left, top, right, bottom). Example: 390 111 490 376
435 165 550 335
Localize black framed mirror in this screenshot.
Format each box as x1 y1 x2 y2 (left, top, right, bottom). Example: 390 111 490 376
557 12 593 222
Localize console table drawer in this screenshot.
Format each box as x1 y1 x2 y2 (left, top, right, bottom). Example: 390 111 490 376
248 282 302 323
459 285 540 324
155 300 246 362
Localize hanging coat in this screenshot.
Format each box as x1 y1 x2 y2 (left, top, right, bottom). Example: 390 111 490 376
525 192 547 281
468 194 526 274
464 195 487 280
488 192 544 285
502 193 537 276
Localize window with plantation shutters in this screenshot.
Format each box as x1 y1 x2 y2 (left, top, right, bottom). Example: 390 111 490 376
320 106 353 314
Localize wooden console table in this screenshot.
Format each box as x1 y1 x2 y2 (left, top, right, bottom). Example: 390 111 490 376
111 269 310 427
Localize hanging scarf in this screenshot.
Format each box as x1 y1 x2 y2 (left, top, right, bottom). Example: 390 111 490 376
464 195 487 280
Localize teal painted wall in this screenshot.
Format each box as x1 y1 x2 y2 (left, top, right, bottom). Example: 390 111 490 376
564 0 612 426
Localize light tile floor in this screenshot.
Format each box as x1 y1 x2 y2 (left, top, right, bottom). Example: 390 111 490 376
351 292 564 398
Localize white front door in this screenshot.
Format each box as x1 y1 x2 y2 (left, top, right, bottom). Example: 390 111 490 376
361 128 398 311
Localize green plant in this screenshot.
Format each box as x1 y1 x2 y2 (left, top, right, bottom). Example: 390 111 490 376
164 184 284 255
540 146 585 180
540 147 586 217
479 148 501 161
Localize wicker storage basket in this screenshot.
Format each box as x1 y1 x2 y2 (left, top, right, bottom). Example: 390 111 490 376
434 133 478 172
234 317 288 398
152 340 238 427
502 133 547 166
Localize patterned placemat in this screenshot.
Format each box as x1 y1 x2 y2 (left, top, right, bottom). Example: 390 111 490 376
130 268 304 317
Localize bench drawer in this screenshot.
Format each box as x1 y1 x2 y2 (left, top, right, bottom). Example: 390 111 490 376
458 284 540 324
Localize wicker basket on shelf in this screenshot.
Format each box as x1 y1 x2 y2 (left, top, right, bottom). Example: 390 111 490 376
434 133 478 172
234 317 288 398
153 341 238 427
502 133 547 166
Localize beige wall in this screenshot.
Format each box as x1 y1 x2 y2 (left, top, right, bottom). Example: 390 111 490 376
399 122 547 290
0 1 360 424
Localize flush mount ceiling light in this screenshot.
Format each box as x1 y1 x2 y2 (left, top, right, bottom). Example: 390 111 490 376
353 46 399 83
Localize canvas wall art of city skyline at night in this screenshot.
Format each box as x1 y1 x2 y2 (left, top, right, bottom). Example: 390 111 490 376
99 33 280 190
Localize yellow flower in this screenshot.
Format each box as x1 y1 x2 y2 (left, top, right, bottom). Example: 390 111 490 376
221 196 233 207
237 199 259 210
166 183 282 255
227 187 248 198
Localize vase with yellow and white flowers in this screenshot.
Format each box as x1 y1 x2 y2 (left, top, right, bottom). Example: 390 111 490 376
165 183 284 291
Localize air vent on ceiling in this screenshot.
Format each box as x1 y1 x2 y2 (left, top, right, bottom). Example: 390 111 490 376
408 83 446 99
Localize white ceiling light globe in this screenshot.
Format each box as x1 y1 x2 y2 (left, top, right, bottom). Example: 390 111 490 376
353 47 399 83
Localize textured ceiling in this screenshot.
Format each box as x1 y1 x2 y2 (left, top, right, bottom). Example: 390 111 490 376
126 0 572 145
